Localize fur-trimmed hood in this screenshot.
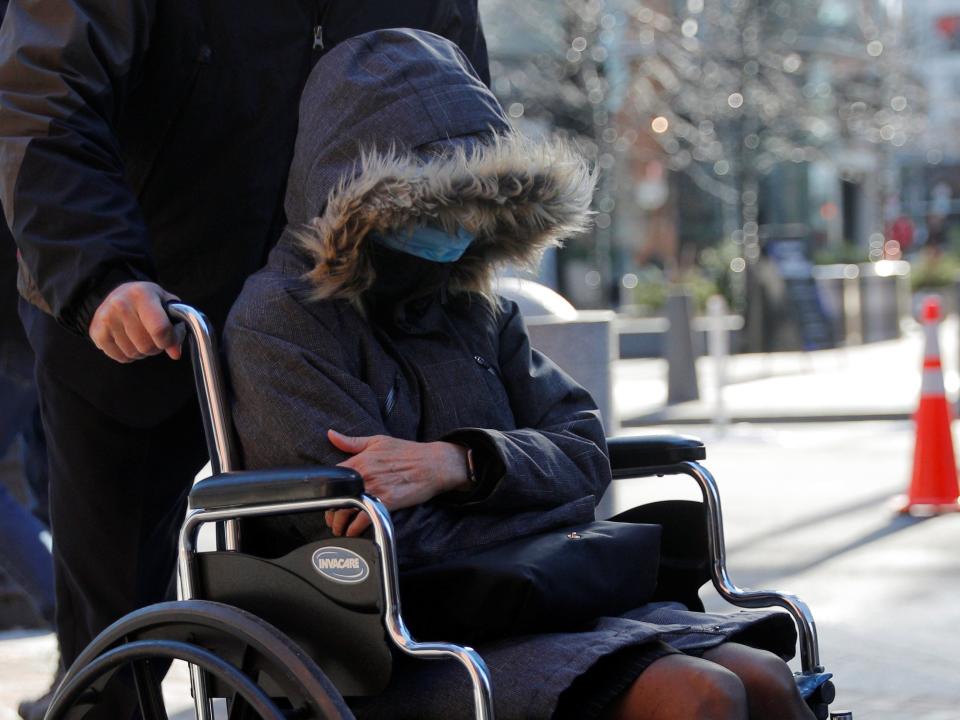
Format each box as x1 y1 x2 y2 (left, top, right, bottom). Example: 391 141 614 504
284 29 596 302
297 132 596 301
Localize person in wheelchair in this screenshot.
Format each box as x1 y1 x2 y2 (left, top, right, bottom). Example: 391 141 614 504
224 28 816 720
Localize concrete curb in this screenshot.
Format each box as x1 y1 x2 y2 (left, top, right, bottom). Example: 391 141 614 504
622 411 913 427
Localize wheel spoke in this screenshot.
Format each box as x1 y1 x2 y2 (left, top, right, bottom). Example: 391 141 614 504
227 689 254 720
227 645 256 720
132 658 169 720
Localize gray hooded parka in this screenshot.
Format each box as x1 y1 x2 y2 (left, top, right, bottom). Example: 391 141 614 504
225 29 795 720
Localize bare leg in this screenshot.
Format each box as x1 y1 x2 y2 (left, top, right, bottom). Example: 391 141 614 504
701 643 815 720
605 654 749 720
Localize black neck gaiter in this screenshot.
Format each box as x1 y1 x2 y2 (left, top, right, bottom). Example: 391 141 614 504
364 244 452 321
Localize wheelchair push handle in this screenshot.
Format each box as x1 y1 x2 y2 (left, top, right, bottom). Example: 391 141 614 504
164 302 238 475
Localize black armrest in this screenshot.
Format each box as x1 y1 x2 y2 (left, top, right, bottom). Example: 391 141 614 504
607 435 706 478
188 467 363 510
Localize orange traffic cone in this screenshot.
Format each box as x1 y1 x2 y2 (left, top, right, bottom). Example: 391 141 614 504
898 295 960 515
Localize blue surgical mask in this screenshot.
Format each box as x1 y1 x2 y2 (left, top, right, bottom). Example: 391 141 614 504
373 225 475 263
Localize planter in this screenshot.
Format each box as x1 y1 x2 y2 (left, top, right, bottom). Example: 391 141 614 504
859 261 909 343
497 278 616 433
812 264 860 345
813 261 909 344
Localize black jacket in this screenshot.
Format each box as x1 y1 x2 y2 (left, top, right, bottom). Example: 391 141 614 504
0 0 488 424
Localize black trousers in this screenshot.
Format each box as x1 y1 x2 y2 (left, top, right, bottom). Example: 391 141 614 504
37 364 207 717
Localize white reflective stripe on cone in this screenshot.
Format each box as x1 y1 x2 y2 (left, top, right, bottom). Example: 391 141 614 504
923 323 941 354
919 319 945 397
921 368 947 398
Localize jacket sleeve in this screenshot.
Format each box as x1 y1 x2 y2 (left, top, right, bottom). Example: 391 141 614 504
226 319 388 472
443 299 612 513
0 0 157 333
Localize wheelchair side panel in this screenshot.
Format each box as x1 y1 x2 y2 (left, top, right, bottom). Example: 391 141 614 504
196 537 393 697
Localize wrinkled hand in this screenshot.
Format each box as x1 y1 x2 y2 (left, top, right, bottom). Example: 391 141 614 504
324 429 469 537
89 281 185 363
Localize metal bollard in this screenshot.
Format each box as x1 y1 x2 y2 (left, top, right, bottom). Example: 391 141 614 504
842 265 862 346
665 287 700 404
706 295 729 430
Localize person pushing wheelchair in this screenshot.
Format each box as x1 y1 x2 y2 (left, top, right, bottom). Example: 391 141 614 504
225 28 816 720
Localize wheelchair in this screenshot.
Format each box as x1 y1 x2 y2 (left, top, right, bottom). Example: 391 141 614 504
44 303 844 720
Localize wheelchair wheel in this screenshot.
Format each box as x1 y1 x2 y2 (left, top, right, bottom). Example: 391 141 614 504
45 600 352 720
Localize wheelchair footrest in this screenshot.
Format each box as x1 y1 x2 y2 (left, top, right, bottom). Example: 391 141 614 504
189 467 363 510
798 671 837 720
795 671 834 700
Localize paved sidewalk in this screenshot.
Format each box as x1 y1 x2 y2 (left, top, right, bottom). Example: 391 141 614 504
615 317 957 427
0 631 57 720
0 632 195 720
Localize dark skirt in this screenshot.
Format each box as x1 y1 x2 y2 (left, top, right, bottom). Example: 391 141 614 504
349 602 798 720
553 640 680 719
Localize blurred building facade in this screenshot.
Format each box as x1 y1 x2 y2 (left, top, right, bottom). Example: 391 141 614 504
900 1 960 252
480 0 920 312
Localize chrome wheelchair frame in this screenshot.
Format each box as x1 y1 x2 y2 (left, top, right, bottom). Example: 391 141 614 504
44 303 843 719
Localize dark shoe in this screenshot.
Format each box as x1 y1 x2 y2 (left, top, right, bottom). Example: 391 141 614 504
17 691 52 720
18 663 64 720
